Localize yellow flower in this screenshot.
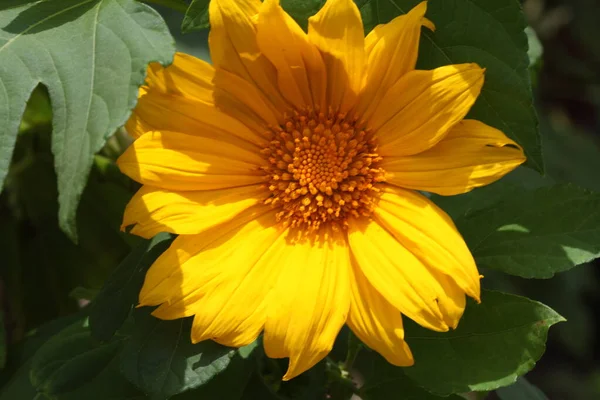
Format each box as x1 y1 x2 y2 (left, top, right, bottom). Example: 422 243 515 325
117 0 525 380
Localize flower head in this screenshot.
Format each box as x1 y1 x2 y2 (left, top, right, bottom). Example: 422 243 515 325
118 0 526 380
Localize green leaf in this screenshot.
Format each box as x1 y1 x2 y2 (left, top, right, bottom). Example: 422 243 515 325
174 340 260 400
537 112 600 192
0 359 39 400
356 351 463 400
52 359 146 400
359 0 542 172
457 184 600 278
0 0 175 240
496 377 549 400
431 181 521 220
89 232 174 341
120 309 237 399
79 155 140 249
181 0 210 32
29 319 143 398
403 290 564 395
280 0 324 30
0 313 86 400
30 321 121 396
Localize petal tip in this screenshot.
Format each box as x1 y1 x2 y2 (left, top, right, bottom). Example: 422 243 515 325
281 373 293 382
190 334 202 345
422 17 436 31
415 1 435 31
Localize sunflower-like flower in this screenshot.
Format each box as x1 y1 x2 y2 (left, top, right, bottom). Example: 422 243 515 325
117 0 526 380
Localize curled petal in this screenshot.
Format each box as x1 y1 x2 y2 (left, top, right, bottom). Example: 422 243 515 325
382 119 526 195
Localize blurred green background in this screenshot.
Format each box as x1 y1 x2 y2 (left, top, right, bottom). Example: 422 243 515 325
1 0 600 399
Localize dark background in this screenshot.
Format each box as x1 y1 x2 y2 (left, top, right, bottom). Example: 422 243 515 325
509 0 600 398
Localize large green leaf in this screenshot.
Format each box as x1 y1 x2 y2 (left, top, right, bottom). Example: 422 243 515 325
29 320 144 399
30 321 121 396
403 290 563 395
181 0 209 32
0 0 175 239
0 359 39 400
0 311 86 399
431 181 521 220
120 309 237 399
174 340 260 400
356 351 463 400
360 0 542 171
89 232 174 341
457 184 600 278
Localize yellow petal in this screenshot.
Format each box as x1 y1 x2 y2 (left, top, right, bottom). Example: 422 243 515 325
143 52 215 103
347 257 414 366
142 209 284 347
208 0 289 115
308 0 365 113
117 131 267 191
125 90 268 147
256 0 327 110
263 228 351 381
131 53 276 135
370 63 485 156
122 184 269 239
126 53 216 139
355 2 433 121
139 204 272 306
348 217 458 332
382 119 526 195
373 185 480 304
432 272 467 329
126 86 154 139
213 68 282 128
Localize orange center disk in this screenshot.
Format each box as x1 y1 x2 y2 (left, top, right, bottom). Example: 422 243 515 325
262 107 385 232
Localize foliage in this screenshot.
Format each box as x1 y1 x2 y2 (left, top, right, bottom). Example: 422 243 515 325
1 0 599 399
0 0 174 240
403 291 563 394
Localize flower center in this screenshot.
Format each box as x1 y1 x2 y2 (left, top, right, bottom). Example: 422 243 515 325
261 108 385 232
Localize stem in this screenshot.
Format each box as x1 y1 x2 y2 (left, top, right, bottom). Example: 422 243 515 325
325 357 361 400
344 330 361 371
